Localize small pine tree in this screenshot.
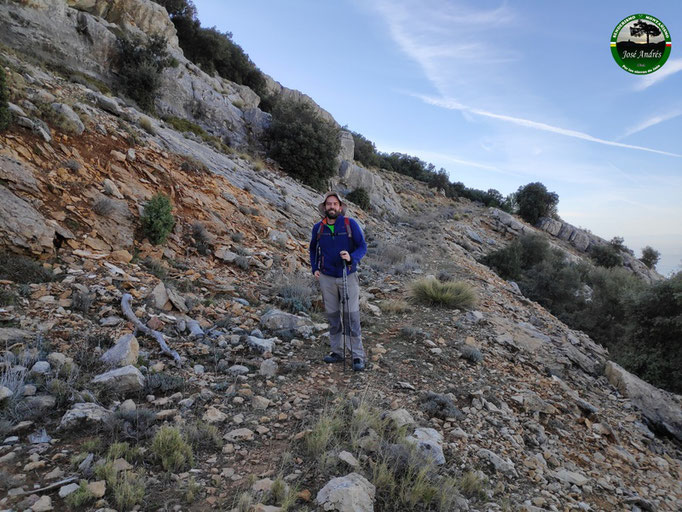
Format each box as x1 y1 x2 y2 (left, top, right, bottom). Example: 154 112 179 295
141 194 175 245
0 66 11 131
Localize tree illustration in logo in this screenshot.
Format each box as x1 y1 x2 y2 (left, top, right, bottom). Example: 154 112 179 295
629 20 661 44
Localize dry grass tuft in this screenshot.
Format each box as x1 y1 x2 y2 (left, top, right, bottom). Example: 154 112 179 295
410 278 477 309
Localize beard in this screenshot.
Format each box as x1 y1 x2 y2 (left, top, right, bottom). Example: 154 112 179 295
326 209 339 219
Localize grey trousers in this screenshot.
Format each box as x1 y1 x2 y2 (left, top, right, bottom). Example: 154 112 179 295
318 271 365 360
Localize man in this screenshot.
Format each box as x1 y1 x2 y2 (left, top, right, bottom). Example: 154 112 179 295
309 191 368 371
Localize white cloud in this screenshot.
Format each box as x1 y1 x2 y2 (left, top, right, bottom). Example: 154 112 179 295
620 109 682 138
634 58 682 90
370 0 518 94
417 94 682 158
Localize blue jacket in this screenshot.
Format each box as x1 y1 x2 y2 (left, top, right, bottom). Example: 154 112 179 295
309 215 367 277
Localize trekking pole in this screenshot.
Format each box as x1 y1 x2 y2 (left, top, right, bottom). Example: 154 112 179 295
341 262 349 373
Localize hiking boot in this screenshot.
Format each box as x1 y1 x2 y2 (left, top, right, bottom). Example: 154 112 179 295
324 352 343 364
352 358 365 372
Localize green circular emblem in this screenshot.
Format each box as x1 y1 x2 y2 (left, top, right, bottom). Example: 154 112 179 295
611 14 671 74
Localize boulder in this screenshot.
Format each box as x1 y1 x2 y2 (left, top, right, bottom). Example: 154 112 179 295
101 333 139 367
260 308 314 335
59 402 111 429
0 185 56 255
0 386 12 402
477 449 518 476
382 408 415 428
405 427 446 465
50 102 85 135
316 472 375 512
246 335 276 354
605 361 682 441
91 365 145 394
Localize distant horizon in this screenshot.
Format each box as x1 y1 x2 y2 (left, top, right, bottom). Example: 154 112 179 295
193 0 682 276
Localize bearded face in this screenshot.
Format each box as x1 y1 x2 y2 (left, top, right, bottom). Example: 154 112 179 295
325 197 341 219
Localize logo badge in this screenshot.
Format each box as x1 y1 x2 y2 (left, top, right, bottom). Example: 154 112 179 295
611 14 671 74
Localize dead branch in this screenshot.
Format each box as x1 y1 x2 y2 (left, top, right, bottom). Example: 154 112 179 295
16 476 78 495
121 293 181 364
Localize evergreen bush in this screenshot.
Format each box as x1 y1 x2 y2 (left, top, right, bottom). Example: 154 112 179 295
346 188 371 210
117 35 174 112
266 99 340 190
141 194 175 245
640 246 660 269
515 182 559 225
589 243 623 268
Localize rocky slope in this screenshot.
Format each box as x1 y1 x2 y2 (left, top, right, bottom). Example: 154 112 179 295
0 2 681 512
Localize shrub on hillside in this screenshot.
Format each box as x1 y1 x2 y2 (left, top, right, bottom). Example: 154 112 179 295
640 246 660 269
0 66 10 131
0 252 54 283
151 426 193 472
141 194 175 245
266 99 340 190
620 272 682 393
516 182 559 225
481 240 522 280
116 35 174 112
152 0 271 107
351 131 379 167
410 278 477 309
346 188 371 210
589 243 622 268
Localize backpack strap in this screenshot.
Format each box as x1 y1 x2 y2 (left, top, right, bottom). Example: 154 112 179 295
316 219 327 241
344 217 352 241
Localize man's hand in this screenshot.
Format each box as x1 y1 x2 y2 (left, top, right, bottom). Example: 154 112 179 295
314 270 320 279
340 251 351 263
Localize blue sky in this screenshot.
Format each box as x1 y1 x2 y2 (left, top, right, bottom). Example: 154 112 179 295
193 1 682 275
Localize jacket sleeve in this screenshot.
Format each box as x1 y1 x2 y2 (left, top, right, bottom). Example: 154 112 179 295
309 223 319 273
349 219 367 264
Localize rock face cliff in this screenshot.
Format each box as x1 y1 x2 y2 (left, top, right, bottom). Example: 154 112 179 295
487 208 662 283
0 0 339 149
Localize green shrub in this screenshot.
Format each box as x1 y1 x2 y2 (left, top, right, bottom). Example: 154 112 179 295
117 35 174 112
113 471 146 511
346 188 371 210
276 273 315 314
184 420 222 451
65 480 95 509
151 425 193 472
481 241 522 280
351 131 379 167
0 66 10 131
141 194 175 245
266 99 340 190
410 278 477 309
515 182 559 225
0 252 54 283
640 246 660 269
589 243 622 268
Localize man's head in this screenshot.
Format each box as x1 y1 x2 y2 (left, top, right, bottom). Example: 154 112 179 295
318 191 347 218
